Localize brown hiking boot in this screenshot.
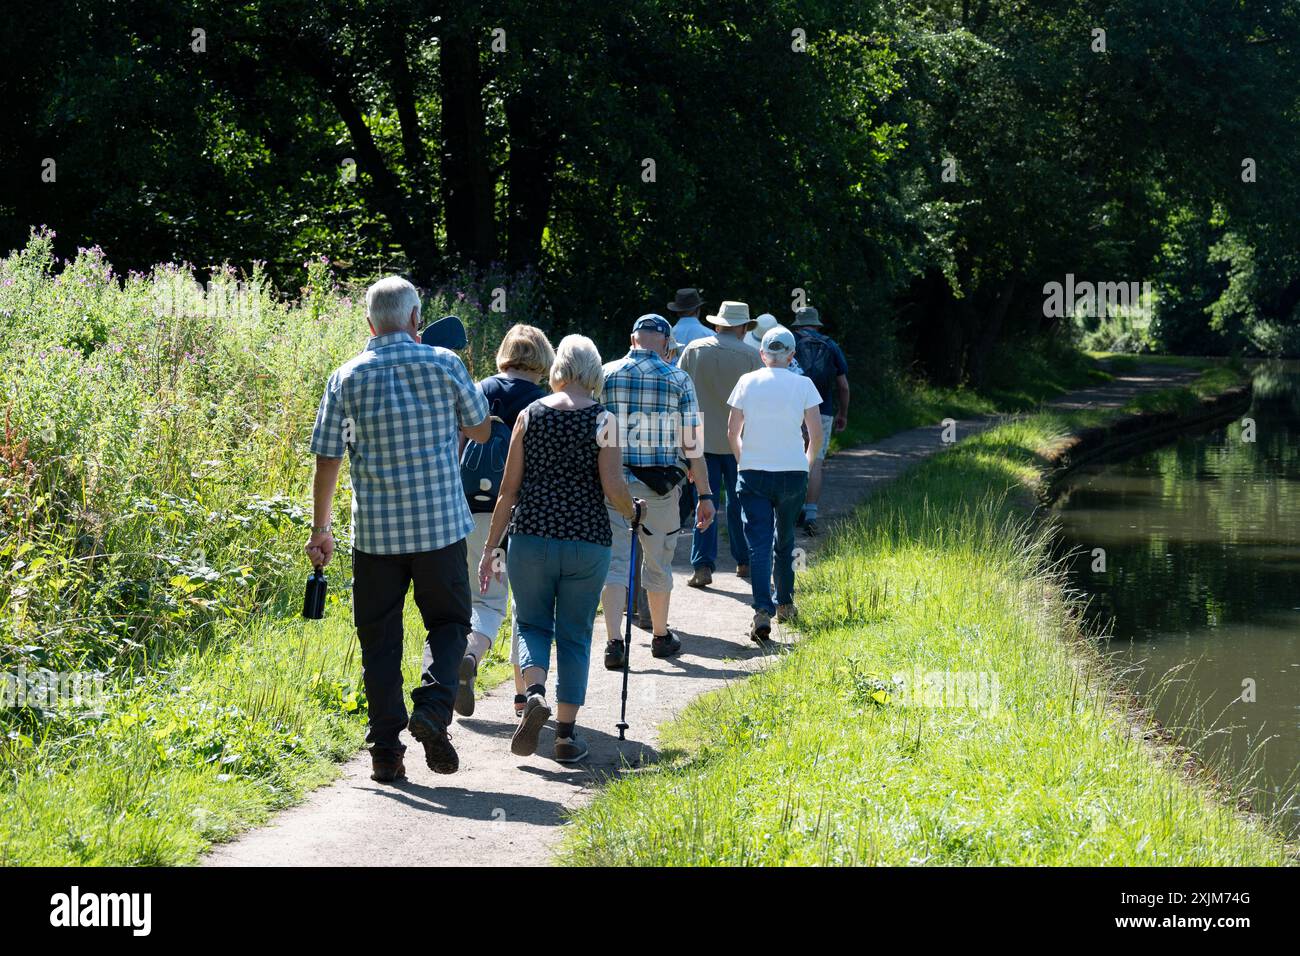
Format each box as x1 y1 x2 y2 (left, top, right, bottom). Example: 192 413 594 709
687 567 713 588
736 564 750 579
750 611 772 643
776 603 798 623
370 751 406 784
407 709 459 774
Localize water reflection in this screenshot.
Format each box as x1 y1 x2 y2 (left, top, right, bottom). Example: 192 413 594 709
1055 362 1300 835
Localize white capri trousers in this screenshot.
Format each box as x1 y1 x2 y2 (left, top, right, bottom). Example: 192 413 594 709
465 511 518 663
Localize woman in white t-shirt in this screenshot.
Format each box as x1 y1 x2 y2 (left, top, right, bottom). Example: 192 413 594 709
725 326 823 641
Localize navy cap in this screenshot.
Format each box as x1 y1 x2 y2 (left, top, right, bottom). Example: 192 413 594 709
632 313 672 337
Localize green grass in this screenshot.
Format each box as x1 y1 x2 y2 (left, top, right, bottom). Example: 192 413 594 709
0 603 515 865
559 369 1291 866
0 232 519 865
2 229 1261 865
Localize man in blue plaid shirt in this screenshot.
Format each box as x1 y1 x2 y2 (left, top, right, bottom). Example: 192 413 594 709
599 314 716 664
306 276 490 783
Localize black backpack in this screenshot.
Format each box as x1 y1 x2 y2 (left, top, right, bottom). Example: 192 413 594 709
795 331 837 402
461 416 512 513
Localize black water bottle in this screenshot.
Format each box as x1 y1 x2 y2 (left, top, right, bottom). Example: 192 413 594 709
303 566 327 619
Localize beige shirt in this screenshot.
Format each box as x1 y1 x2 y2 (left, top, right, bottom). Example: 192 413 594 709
679 332 762 455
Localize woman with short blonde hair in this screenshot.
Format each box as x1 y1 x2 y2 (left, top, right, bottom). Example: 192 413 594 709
458 324 556 721
496 324 556 380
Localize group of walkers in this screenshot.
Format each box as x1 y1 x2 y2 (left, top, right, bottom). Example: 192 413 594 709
305 278 851 782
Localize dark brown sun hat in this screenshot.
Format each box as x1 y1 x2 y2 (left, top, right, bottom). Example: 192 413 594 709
666 288 706 313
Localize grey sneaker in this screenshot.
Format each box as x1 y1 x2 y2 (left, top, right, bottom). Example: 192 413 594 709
687 567 713 588
510 693 551 757
554 734 590 763
750 611 772 643
776 603 798 623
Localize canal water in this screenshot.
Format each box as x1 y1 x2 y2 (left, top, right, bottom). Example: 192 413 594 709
1054 362 1299 835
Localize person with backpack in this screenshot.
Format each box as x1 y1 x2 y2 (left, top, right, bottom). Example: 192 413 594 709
791 307 850 536
476 335 640 763
458 325 556 722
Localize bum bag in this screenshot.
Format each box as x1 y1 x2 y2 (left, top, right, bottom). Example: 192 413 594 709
629 464 687 496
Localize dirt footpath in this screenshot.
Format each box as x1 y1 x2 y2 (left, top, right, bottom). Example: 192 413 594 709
204 365 1194 866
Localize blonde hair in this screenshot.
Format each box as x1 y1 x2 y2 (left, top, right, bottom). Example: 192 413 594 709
496 324 556 382
549 335 604 396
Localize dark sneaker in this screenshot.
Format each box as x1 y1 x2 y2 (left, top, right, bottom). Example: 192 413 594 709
511 694 551 757
750 611 772 643
803 519 819 537
453 653 478 718
687 567 713 588
651 631 682 658
554 734 590 764
736 563 750 579
370 751 406 783
604 639 627 671
636 609 653 630
407 710 459 774
513 692 527 717
776 603 798 623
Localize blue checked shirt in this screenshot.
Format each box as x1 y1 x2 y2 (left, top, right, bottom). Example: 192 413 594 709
600 348 701 474
310 331 489 555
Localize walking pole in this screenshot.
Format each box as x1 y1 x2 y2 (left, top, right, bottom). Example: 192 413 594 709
616 502 643 740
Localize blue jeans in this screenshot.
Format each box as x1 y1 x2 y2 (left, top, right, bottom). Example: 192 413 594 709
737 470 809 615
507 534 611 706
691 452 747 571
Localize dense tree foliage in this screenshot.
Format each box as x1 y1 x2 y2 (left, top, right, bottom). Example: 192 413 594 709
2 0 1298 380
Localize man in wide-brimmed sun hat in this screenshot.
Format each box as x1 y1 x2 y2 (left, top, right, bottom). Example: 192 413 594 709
666 288 711 361
790 306 850 536
678 301 762 589
744 311 779 353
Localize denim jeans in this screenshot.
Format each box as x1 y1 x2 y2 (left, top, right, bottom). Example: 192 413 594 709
507 534 612 706
352 541 470 755
736 470 809 615
691 452 747 570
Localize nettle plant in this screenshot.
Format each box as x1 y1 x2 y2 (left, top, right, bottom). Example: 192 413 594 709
0 235 365 732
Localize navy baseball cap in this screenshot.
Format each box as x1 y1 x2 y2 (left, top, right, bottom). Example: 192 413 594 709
632 313 672 337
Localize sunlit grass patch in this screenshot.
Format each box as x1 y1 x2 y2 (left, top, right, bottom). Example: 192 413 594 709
560 382 1289 866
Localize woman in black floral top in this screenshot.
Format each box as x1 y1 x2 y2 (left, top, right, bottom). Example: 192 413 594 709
478 335 639 763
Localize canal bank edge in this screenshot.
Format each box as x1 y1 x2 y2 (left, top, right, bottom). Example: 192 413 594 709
1032 375 1296 857
1039 382 1254 501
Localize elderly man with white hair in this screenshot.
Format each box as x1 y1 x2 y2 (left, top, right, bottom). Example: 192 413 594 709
306 275 491 784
